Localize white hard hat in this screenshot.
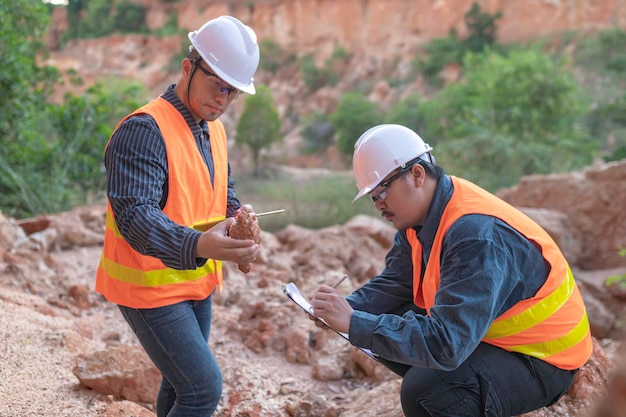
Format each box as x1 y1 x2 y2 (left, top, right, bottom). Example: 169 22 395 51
188 16 260 94
352 124 433 202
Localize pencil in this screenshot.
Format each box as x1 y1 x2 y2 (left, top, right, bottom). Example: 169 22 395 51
331 274 348 289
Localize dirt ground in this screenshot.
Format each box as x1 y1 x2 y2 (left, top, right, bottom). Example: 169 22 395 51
0 199 624 416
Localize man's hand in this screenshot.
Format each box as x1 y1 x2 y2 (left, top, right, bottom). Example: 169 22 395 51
196 217 259 264
310 285 354 334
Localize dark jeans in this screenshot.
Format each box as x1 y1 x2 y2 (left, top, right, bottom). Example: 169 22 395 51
118 296 222 417
380 342 577 417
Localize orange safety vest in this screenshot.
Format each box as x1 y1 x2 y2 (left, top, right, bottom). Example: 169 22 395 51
406 176 592 370
95 97 228 309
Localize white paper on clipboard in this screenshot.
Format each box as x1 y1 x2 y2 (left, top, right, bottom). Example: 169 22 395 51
282 282 378 360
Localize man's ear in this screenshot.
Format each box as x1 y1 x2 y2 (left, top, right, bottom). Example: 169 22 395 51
412 164 426 186
181 57 195 78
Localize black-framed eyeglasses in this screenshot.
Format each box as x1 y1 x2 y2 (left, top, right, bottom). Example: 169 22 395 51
193 61 242 100
369 163 415 203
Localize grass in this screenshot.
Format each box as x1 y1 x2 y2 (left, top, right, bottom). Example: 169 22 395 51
232 168 379 232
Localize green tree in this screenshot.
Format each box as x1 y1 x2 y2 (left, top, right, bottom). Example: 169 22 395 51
114 1 147 34
413 34 464 81
77 0 114 38
65 0 87 40
330 92 384 157
585 92 626 161
1 77 148 218
44 81 148 198
301 54 323 91
413 2 503 85
430 48 596 190
0 0 56 142
299 111 334 155
235 85 282 177
385 93 429 137
259 39 296 75
0 0 58 216
463 2 502 53
452 48 584 140
300 45 351 91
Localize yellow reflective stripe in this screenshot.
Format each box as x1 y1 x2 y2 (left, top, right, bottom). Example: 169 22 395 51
100 256 217 287
191 216 226 232
485 267 575 339
106 211 123 238
507 310 590 358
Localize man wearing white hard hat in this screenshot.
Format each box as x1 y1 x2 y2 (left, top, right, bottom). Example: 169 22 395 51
96 16 261 416
310 124 592 416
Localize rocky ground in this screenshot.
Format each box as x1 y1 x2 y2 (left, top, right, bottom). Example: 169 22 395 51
1 161 625 417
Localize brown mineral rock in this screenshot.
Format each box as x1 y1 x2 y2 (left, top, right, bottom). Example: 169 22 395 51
228 210 261 273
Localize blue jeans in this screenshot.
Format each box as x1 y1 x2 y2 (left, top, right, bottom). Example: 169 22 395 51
118 296 222 417
381 342 577 417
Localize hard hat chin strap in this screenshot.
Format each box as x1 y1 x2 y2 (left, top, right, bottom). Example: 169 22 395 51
186 59 199 112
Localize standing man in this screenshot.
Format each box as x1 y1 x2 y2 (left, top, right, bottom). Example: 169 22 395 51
96 16 261 416
311 124 592 417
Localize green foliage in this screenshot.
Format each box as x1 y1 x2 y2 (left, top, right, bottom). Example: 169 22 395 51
114 1 148 34
585 92 626 161
65 0 87 40
572 29 626 161
1 78 148 218
0 0 57 138
425 48 595 191
235 85 282 177
0 0 60 216
606 249 626 288
436 130 549 191
259 39 296 74
154 12 180 37
234 170 378 231
460 48 584 140
576 28 626 73
413 35 465 81
64 0 148 39
300 44 351 91
77 0 114 38
300 54 323 91
330 92 384 157
385 93 431 137
299 111 334 155
413 2 503 85
463 2 502 53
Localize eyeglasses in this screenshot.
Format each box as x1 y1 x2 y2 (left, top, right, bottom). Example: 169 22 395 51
369 163 415 203
194 62 242 101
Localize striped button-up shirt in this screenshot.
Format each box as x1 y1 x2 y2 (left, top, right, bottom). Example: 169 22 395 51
104 84 242 270
347 174 550 370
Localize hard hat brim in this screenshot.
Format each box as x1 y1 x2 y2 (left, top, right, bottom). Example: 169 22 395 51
351 186 373 203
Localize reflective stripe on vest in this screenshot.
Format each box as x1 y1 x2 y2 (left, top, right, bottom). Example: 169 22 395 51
100 210 218 286
406 176 592 370
96 97 228 308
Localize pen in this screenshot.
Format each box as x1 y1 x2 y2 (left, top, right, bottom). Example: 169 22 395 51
331 274 348 289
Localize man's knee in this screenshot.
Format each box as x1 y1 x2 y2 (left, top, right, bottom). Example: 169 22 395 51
399 366 500 417
400 367 445 417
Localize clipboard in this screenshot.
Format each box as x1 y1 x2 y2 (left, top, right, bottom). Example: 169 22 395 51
282 282 378 360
